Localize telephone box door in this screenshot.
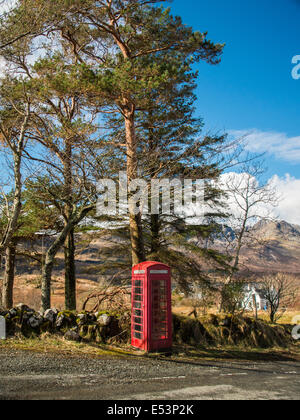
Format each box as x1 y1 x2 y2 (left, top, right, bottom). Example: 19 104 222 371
149 266 172 351
131 271 146 350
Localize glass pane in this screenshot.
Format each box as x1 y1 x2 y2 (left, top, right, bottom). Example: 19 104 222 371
134 317 142 325
134 332 142 339
134 309 142 317
135 324 143 332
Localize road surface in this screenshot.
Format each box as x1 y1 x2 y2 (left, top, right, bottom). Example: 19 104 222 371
0 348 299 400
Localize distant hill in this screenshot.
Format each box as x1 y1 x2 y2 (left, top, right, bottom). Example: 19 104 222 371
252 220 300 241
238 220 300 274
10 219 300 288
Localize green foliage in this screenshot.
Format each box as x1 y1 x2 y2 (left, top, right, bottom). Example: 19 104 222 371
0 0 229 307
172 313 291 349
0 178 63 242
221 282 246 316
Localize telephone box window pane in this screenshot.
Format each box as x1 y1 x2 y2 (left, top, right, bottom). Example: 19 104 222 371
134 281 142 287
134 332 142 339
134 287 142 295
134 302 141 309
134 295 142 302
134 310 142 317
134 317 142 325
135 324 143 332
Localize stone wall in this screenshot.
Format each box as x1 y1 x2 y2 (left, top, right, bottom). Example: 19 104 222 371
0 304 131 344
0 305 293 349
172 314 293 348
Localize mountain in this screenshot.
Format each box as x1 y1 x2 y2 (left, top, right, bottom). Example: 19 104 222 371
238 220 300 274
252 220 300 241
10 219 300 291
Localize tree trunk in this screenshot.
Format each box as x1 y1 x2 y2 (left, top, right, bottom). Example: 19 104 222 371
123 104 145 266
1 243 16 309
0 157 22 256
41 223 74 311
0 107 30 259
148 112 160 259
64 229 76 310
150 214 160 256
41 205 94 312
270 307 276 324
231 210 249 277
252 294 258 320
108 34 145 266
63 138 77 310
41 256 53 312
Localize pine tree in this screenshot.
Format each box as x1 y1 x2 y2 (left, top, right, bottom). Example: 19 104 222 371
102 48 231 292
11 0 224 266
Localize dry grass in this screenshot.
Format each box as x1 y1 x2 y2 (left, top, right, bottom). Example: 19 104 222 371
0 333 132 359
248 311 300 325
1 274 99 311
172 303 300 326
1 334 299 363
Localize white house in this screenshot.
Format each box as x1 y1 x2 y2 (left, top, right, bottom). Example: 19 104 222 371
242 284 268 312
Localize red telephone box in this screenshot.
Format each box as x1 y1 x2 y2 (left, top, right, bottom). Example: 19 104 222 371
131 261 172 352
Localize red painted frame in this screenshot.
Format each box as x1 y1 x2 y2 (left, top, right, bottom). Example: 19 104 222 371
131 261 172 352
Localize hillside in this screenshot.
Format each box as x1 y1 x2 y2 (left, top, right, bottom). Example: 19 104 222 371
57 220 300 276
238 220 300 274
3 219 300 310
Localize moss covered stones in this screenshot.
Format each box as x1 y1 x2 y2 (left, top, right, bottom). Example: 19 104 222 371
4 306 123 345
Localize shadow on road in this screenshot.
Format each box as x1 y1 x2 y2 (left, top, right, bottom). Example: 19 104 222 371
104 343 300 375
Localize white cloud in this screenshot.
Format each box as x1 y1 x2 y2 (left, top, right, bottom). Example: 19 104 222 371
219 172 276 224
219 172 300 226
0 0 17 14
229 129 300 163
268 174 300 226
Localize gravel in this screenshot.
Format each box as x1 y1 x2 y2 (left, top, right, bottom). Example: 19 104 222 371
1 348 300 400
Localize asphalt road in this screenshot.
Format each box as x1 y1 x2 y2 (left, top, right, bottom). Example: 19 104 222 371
0 348 300 400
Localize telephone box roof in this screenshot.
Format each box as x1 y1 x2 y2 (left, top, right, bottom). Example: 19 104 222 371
132 261 170 271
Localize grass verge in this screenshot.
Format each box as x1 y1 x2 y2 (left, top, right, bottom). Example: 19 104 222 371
1 334 299 364
0 333 133 359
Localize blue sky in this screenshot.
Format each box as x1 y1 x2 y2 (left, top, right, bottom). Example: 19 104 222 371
169 0 300 180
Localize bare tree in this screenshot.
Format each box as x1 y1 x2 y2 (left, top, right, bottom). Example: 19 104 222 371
188 284 218 318
218 161 280 313
221 161 279 276
261 273 297 323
